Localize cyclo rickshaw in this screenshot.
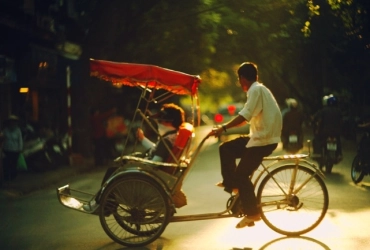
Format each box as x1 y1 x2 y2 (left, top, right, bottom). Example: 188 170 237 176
57 59 329 247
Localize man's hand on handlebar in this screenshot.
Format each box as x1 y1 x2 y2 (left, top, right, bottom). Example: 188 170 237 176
208 125 224 137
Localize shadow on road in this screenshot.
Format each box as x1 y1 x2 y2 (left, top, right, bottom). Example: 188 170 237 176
323 172 346 184
98 235 331 250
258 235 331 250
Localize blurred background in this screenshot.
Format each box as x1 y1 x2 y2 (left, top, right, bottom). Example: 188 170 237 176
1 0 369 158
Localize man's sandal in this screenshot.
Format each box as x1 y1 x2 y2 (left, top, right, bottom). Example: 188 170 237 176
236 214 261 228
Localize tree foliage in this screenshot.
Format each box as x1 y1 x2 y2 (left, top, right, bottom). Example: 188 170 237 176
75 0 370 116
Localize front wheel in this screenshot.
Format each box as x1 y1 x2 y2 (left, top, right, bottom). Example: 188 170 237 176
257 165 329 236
99 175 171 247
351 154 365 184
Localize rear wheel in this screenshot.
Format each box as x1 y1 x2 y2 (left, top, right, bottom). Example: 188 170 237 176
99 175 171 247
351 154 365 184
257 165 328 236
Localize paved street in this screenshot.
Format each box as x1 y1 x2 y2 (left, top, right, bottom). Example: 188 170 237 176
1 125 370 249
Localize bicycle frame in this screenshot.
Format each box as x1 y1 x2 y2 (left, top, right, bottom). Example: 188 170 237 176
253 155 324 209
168 139 325 222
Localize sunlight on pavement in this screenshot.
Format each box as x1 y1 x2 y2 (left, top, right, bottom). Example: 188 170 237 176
307 208 370 249
161 207 370 250
349 181 370 191
165 217 332 250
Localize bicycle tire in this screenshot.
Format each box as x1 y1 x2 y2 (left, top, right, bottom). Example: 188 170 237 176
257 165 328 236
351 154 365 184
99 175 171 247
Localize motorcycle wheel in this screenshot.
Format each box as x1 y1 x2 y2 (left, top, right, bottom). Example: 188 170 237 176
351 154 365 184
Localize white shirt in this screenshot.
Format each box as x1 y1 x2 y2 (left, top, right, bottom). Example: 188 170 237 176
238 81 282 148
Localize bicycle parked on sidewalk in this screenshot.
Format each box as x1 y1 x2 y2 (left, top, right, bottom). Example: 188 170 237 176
57 59 329 247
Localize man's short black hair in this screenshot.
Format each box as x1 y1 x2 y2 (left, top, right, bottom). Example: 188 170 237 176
237 62 258 82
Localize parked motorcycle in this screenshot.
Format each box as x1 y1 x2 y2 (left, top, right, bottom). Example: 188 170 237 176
22 125 69 172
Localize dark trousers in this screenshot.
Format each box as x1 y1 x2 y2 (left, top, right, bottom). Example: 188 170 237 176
219 136 277 216
2 151 20 181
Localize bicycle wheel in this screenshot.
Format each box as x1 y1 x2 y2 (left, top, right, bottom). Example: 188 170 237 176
351 154 365 184
99 175 171 247
257 165 328 236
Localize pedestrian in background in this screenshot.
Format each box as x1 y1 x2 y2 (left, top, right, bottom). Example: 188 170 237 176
313 94 343 160
281 98 305 153
90 107 117 166
1 115 23 181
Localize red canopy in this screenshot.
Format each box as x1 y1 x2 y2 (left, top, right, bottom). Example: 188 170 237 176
90 59 201 96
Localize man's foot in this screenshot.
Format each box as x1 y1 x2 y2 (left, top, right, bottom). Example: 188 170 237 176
215 181 224 187
236 214 261 228
83 200 98 212
215 181 238 194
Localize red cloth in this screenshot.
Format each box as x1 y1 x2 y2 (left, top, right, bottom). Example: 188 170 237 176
106 115 127 138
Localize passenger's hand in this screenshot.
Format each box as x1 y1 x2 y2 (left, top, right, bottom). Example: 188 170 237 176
136 128 145 141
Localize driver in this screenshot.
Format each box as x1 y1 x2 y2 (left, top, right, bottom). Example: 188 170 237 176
83 103 186 211
312 95 343 161
210 62 282 229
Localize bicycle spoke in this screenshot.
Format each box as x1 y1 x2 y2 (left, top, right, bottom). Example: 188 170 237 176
99 176 170 247
257 165 328 236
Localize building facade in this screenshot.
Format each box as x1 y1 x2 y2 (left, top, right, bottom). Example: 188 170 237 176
0 0 83 142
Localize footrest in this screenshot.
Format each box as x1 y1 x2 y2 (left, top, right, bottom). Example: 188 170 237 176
57 184 99 215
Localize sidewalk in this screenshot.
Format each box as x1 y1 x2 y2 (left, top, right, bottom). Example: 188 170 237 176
0 143 140 198
0 155 94 198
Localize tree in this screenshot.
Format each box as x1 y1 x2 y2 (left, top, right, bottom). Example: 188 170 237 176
70 0 370 155
72 0 223 155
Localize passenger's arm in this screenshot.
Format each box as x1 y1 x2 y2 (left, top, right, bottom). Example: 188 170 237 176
137 128 155 150
141 137 155 150
151 155 164 162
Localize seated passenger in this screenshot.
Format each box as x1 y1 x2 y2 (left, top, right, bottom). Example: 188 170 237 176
83 103 187 211
137 103 185 162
